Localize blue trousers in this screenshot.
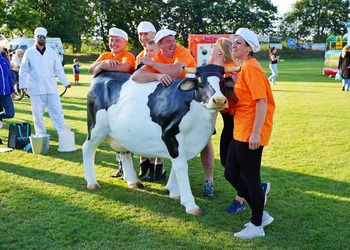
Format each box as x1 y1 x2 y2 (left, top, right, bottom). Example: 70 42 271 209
0 94 15 120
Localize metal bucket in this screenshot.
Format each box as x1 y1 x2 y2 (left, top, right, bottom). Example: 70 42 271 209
29 134 50 154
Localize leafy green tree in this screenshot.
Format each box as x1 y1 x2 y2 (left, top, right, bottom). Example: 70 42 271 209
1 0 280 51
29 0 93 52
88 0 165 51
223 0 278 35
163 0 278 47
1 0 93 52
280 0 350 42
1 0 41 38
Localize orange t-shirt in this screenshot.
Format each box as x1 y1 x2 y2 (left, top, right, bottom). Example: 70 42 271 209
233 58 275 146
221 62 239 115
136 50 145 69
145 45 197 78
96 51 136 74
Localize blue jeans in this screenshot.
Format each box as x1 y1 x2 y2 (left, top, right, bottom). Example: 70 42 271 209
0 94 15 120
268 63 278 84
343 78 350 91
11 70 19 82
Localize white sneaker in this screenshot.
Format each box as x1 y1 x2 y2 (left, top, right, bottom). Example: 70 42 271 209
244 211 274 228
234 222 265 239
262 211 274 227
0 120 3 128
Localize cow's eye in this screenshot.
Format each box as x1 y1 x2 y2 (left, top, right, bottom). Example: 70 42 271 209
199 82 205 88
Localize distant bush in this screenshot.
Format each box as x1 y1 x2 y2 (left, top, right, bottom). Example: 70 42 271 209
255 49 325 59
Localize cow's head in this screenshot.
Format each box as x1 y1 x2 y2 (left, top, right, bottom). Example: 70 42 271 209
179 64 240 110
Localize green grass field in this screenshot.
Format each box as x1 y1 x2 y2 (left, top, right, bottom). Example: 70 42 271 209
0 58 349 249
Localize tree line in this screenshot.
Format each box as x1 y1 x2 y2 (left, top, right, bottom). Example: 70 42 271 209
1 0 349 52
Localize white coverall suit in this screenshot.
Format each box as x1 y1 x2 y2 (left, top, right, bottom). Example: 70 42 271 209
19 45 70 136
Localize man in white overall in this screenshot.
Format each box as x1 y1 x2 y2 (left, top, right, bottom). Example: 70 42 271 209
19 27 71 136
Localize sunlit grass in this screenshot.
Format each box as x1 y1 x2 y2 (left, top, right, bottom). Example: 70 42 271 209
0 59 349 249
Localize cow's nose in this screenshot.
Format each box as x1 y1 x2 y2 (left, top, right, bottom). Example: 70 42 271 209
210 96 228 110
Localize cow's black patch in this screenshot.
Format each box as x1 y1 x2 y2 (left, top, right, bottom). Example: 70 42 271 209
147 78 195 158
87 71 130 139
147 64 226 158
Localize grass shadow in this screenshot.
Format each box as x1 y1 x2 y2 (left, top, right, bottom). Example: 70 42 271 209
1 159 349 247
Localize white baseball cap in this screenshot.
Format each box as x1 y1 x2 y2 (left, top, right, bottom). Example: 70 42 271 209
108 27 128 41
34 27 48 36
154 29 176 43
137 21 156 33
234 28 260 53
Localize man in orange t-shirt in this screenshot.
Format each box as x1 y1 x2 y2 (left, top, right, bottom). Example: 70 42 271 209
89 27 135 77
131 29 196 86
135 21 156 69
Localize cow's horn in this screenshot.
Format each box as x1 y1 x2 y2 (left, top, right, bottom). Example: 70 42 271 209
182 65 197 74
224 66 241 73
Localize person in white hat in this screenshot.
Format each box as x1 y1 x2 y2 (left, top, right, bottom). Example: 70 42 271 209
135 21 157 68
126 21 167 182
89 27 135 77
19 27 71 136
224 28 275 239
132 29 196 86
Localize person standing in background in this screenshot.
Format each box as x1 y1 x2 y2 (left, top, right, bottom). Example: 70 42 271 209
0 53 16 143
73 58 80 85
268 47 279 85
19 27 71 136
10 49 24 82
338 45 350 91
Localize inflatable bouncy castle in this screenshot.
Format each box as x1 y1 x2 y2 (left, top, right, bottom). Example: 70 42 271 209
323 35 342 76
323 49 341 76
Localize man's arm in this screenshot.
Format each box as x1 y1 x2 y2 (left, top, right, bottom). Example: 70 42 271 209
140 57 185 77
91 60 133 77
132 66 173 86
89 61 103 74
53 53 71 87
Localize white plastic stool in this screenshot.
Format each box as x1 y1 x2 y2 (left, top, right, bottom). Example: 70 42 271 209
58 124 77 152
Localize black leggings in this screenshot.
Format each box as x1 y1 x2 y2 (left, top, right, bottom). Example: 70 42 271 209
224 139 264 226
220 112 234 167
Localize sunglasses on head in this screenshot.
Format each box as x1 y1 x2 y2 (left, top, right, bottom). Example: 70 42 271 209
37 35 47 39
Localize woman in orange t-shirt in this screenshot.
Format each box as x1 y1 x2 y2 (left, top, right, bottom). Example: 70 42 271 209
224 28 275 239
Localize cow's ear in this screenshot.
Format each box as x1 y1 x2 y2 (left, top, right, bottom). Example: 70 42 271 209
177 78 198 91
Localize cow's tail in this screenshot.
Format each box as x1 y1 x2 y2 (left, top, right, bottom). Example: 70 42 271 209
87 93 97 140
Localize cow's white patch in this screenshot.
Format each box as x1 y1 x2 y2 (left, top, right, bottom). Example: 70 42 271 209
107 80 169 158
178 100 216 160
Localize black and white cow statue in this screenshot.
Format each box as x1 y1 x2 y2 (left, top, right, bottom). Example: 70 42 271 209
83 64 239 215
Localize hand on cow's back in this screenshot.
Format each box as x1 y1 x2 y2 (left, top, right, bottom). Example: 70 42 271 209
157 74 173 87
